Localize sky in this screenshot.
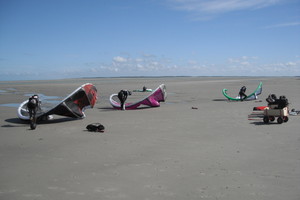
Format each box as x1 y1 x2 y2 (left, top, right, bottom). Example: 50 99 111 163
0 0 300 80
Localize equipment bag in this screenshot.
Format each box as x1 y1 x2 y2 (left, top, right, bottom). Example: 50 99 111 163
86 123 105 132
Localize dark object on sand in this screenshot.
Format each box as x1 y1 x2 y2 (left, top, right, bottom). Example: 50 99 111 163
86 123 105 132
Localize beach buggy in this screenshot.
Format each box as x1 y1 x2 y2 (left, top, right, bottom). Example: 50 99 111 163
263 94 289 124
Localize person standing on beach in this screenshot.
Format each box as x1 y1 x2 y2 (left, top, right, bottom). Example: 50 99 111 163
27 94 40 129
118 90 131 110
239 86 247 101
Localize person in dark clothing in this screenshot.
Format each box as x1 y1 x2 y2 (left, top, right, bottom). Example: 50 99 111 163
118 90 131 110
27 94 40 129
239 86 247 101
142 86 147 92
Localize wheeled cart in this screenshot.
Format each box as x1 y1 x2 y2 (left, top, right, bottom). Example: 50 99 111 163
263 106 289 124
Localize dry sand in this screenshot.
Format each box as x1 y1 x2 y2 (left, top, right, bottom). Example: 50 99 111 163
0 77 299 200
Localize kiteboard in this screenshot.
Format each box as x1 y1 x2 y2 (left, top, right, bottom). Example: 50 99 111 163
132 89 153 92
110 84 166 110
17 83 97 121
222 82 262 101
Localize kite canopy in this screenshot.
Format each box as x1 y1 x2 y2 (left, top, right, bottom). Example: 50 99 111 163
18 83 97 121
222 82 262 101
110 84 167 110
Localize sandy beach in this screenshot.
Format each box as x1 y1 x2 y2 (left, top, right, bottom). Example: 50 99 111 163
0 77 299 200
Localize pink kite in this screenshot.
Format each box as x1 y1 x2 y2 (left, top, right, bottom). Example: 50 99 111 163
110 84 167 110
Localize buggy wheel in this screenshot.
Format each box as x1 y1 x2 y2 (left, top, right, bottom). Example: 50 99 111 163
263 116 269 123
277 117 283 124
283 116 289 122
269 116 275 121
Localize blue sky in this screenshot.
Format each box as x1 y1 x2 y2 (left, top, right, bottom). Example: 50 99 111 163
0 0 299 80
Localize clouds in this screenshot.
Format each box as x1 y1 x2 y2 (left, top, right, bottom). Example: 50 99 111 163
84 54 300 77
113 56 128 63
0 53 299 80
224 56 300 76
102 54 177 76
167 0 284 13
166 0 285 19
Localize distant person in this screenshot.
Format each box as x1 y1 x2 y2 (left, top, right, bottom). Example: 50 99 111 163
239 86 247 101
118 90 131 110
142 86 147 92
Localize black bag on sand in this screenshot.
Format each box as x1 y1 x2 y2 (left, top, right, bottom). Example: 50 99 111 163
86 123 105 132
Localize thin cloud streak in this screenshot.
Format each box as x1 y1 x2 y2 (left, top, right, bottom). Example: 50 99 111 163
167 0 285 19
264 22 300 29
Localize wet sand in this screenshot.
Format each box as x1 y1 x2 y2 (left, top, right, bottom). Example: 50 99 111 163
0 77 299 200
